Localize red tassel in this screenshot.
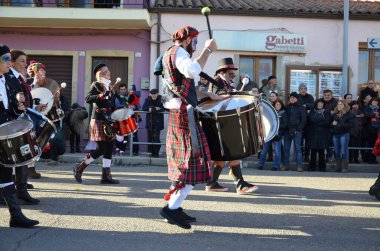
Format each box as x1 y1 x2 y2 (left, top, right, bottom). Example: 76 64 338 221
163 182 185 201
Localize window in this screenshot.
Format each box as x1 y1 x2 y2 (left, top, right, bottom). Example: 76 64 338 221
286 66 343 100
358 42 380 83
239 56 275 88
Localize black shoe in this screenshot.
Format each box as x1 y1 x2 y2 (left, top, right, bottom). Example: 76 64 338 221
17 190 40 205
150 153 159 158
26 183 34 189
2 185 39 228
236 180 259 194
100 168 120 184
165 207 196 224
160 205 191 229
271 167 278 171
205 182 228 192
257 166 263 170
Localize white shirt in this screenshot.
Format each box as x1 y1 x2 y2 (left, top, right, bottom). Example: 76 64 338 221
164 46 201 110
10 67 25 83
0 75 9 109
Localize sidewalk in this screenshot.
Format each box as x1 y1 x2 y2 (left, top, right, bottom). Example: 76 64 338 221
54 153 379 173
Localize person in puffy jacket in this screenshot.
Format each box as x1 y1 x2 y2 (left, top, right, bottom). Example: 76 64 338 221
364 97 380 164
306 99 331 171
331 100 354 172
348 101 366 163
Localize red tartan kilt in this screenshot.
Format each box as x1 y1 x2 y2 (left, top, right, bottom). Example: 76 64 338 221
89 119 108 141
166 110 211 185
372 133 380 156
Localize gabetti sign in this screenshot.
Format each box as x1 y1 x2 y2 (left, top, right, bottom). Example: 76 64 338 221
213 30 307 53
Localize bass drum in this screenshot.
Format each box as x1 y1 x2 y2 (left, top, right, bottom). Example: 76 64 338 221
198 92 260 161
259 99 279 142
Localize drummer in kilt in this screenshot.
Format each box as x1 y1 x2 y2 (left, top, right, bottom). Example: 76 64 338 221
73 63 119 184
158 25 226 229
206 58 259 194
0 44 39 228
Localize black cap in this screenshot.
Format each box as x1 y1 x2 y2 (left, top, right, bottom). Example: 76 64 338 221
289 92 298 99
93 63 106 76
150 88 159 94
0 44 10 57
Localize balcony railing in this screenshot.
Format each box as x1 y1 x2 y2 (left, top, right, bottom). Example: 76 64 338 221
0 0 150 8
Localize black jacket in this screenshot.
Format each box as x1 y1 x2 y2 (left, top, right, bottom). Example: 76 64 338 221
331 111 354 135
0 75 23 124
272 109 287 141
349 109 366 138
306 108 331 149
86 81 114 121
324 98 338 113
297 93 315 111
286 102 307 132
142 95 165 131
360 87 378 100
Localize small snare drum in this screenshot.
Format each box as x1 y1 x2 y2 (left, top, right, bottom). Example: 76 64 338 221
111 108 138 136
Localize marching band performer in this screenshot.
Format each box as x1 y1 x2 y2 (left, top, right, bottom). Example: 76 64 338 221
73 63 119 184
158 25 226 229
4 49 40 205
0 44 39 228
206 58 259 194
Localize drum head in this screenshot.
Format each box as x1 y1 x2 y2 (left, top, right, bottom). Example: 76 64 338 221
111 108 134 121
31 87 54 115
0 120 33 140
261 100 279 142
198 94 255 113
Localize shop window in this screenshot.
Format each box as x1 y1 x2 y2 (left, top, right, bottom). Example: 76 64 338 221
239 56 275 88
286 66 343 100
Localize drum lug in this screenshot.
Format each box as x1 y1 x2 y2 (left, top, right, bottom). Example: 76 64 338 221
7 140 12 148
236 108 246 154
11 154 17 163
20 144 31 156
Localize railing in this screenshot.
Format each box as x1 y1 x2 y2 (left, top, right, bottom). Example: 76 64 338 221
0 0 150 8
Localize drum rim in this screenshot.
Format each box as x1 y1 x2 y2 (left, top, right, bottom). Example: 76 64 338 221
261 99 280 142
0 120 33 140
26 108 58 133
111 108 134 121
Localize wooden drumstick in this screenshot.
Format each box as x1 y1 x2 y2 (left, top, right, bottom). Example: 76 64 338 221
201 7 212 39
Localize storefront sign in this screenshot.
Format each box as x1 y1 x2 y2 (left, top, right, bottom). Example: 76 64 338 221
214 30 307 54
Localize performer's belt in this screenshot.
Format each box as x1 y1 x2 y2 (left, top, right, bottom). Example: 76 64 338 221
96 108 111 114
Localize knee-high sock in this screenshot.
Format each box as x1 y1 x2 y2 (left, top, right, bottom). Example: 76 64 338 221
84 156 95 165
229 164 244 183
103 158 111 168
168 185 194 210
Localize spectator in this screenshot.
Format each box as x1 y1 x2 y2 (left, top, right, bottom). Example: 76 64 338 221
258 100 287 171
297 83 314 162
142 88 165 158
261 75 283 101
344 93 353 108
331 101 354 172
282 92 307 172
259 79 268 94
269 91 279 104
306 99 331 171
128 85 142 156
65 103 88 153
364 97 380 164
348 101 366 164
360 80 378 102
322 89 338 162
197 77 209 92
236 74 257 92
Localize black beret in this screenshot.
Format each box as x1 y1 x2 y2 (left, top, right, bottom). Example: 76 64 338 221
93 63 106 76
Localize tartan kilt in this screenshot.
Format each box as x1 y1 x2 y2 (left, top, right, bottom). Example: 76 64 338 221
89 119 108 142
166 110 211 185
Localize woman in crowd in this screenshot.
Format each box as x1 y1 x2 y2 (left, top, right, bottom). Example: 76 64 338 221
258 100 287 171
344 93 353 109
348 101 366 163
306 99 331 171
364 97 380 164
331 101 354 172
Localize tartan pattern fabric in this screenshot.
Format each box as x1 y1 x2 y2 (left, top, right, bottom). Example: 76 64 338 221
210 76 234 94
89 119 108 141
17 76 33 108
164 45 197 110
166 110 211 184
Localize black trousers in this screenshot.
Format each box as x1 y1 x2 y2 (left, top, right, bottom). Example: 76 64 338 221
91 141 114 159
310 149 326 170
70 129 81 151
0 166 13 184
147 129 161 155
349 135 363 162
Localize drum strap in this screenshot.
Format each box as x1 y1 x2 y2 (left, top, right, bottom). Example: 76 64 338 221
186 105 199 154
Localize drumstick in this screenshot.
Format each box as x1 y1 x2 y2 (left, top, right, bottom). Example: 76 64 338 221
52 82 67 98
110 77 121 94
201 7 212 39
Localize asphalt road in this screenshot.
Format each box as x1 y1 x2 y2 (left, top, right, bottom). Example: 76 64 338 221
0 162 379 251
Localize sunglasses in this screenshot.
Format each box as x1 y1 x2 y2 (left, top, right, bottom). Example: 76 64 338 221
0 54 11 64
